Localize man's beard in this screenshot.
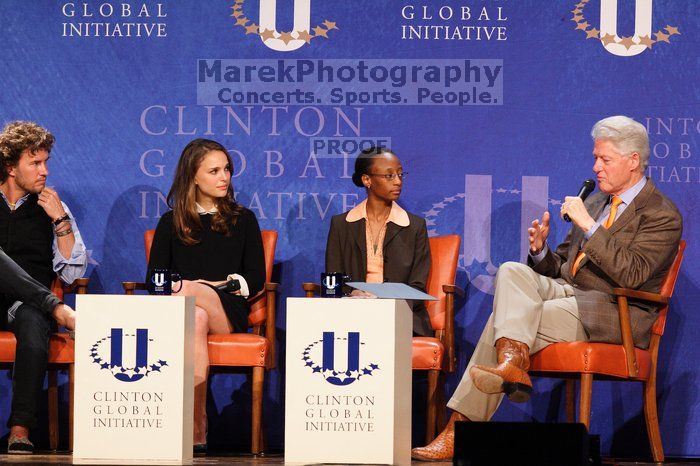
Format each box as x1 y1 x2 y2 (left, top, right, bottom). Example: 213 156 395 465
14 172 44 195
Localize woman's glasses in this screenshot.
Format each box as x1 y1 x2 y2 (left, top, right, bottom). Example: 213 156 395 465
368 172 407 181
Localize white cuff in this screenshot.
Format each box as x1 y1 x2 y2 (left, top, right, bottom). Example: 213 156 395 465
226 273 250 298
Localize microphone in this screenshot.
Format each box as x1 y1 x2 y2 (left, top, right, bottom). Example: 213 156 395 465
216 278 241 293
563 179 596 222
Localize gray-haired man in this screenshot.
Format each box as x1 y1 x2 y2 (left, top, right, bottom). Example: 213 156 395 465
413 115 682 461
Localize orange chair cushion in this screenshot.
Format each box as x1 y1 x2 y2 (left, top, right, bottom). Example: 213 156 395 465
0 331 15 363
208 333 268 367
412 336 445 370
529 341 651 380
0 331 74 364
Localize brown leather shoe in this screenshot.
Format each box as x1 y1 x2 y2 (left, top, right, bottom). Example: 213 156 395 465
469 337 532 402
411 411 469 461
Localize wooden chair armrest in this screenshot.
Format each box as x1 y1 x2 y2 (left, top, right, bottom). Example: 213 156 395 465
264 282 278 369
442 284 465 298
63 277 90 294
265 282 279 292
243 283 276 308
612 288 669 304
615 296 639 378
122 281 147 295
302 282 320 297
613 288 669 378
442 285 459 373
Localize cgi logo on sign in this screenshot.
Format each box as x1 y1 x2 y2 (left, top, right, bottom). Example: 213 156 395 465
302 332 379 386
571 0 680 56
152 273 167 287
90 328 168 382
230 0 338 51
427 174 552 295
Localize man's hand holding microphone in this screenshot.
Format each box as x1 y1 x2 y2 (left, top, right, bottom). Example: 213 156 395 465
529 180 597 255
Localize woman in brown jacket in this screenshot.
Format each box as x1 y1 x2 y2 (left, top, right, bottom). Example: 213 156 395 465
325 146 432 335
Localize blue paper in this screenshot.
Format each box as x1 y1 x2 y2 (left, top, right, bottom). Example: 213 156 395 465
346 282 437 301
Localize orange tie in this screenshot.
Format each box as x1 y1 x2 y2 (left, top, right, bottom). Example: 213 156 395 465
571 195 623 277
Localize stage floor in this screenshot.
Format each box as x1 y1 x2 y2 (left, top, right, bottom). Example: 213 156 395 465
0 453 699 465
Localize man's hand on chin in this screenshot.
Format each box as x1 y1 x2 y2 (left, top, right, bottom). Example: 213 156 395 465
52 303 76 331
37 187 67 221
561 196 596 232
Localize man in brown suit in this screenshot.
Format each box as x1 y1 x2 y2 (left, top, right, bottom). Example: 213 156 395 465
412 115 682 461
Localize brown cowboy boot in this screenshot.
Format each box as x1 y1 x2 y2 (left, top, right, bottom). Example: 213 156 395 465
469 337 532 402
411 411 469 461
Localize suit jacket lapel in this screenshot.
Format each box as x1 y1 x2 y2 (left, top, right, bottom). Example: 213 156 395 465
606 201 636 235
590 195 608 225
607 179 653 235
576 179 654 272
349 218 367 257
345 218 367 281
383 222 403 250
572 194 607 269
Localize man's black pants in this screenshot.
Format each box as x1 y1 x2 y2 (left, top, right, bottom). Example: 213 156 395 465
0 248 61 430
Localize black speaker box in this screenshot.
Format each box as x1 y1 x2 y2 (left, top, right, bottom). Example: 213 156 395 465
453 421 601 466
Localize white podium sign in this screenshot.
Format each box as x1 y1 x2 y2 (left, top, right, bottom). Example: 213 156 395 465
285 298 412 466
74 295 195 464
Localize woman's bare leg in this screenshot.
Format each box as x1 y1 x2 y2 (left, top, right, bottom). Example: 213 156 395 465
192 306 209 444
174 280 233 444
174 280 233 334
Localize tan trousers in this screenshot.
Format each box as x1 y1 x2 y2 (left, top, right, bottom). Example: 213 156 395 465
447 261 588 421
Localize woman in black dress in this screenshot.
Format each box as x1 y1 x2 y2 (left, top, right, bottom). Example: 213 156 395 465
148 139 265 451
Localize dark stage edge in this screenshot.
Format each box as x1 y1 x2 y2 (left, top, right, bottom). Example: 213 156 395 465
1 453 700 465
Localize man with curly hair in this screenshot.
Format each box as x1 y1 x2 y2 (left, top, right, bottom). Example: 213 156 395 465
0 120 87 454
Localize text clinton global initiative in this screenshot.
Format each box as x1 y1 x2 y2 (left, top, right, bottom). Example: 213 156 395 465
91 391 165 429
304 394 376 433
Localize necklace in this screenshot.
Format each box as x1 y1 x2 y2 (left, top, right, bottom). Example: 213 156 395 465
367 211 390 254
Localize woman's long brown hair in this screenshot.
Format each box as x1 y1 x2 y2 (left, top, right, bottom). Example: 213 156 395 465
167 138 243 245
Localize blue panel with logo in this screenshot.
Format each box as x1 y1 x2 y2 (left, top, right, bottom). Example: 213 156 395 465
0 0 698 456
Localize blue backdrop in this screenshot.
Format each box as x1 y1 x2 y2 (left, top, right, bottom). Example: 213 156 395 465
1 0 698 457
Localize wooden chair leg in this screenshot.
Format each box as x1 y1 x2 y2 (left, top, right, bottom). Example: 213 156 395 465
251 366 264 455
48 369 59 451
565 379 576 423
69 364 75 451
579 373 593 429
259 424 266 455
425 369 439 444
643 380 664 463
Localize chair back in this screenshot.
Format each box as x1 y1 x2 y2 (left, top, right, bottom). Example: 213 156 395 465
248 230 277 326
425 235 461 330
143 229 277 328
144 230 156 263
651 240 685 336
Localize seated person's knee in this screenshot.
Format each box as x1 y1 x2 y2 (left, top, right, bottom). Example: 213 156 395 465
496 261 527 279
174 279 195 296
194 306 209 331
